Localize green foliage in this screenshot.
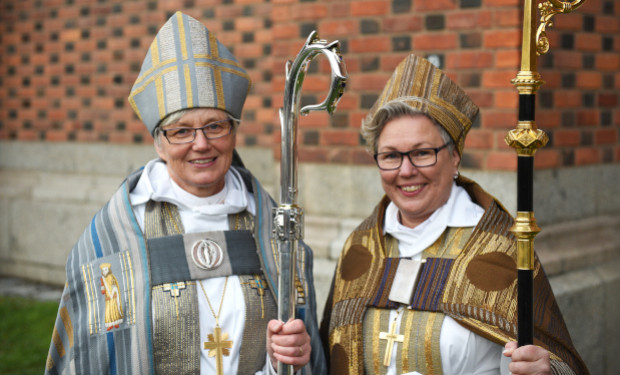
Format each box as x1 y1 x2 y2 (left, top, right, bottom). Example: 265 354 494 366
0 296 58 375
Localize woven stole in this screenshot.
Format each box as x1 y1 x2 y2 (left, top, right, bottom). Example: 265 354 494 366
145 200 275 374
362 226 473 375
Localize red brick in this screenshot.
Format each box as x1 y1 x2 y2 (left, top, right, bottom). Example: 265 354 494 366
468 91 494 108
483 29 521 49
595 129 618 145
575 148 599 165
383 16 423 33
446 51 494 69
540 71 561 90
446 11 492 30
271 5 292 22
291 3 329 20
495 9 521 27
350 36 391 53
554 90 581 108
350 1 389 17
554 130 580 147
414 0 458 11
599 93 618 107
552 51 583 70
299 112 330 128
482 70 516 89
482 111 518 129
534 149 561 169
596 54 620 71
575 71 602 90
575 33 602 52
272 24 299 40
17 130 39 141
320 20 358 37
494 90 518 109
536 111 562 129
485 0 520 5
298 148 328 163
413 34 458 50
352 149 375 165
597 15 620 33
486 151 517 170
464 129 494 149
495 50 520 69
552 11 582 31
350 112 367 129
321 129 360 146
329 3 351 18
576 110 599 126
348 72 392 91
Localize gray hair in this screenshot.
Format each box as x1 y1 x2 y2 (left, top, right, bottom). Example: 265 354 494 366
153 108 240 146
361 101 454 154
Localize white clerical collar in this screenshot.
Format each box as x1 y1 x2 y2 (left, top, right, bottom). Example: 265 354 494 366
384 182 484 259
131 158 249 216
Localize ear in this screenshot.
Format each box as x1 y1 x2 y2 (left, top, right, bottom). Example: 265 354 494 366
451 149 461 171
154 137 167 162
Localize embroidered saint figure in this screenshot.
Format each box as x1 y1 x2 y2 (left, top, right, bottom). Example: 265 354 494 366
100 263 124 331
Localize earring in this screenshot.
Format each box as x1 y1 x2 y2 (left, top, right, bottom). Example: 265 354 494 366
454 170 460 180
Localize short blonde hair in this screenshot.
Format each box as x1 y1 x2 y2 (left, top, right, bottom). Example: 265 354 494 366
362 101 454 154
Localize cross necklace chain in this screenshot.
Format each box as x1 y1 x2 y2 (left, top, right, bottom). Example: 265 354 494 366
199 277 233 375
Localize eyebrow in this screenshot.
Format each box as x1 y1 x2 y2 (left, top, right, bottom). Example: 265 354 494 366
377 143 435 152
167 117 228 128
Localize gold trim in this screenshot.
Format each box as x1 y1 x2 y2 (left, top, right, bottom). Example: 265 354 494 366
177 12 188 61
511 212 541 270
505 123 549 157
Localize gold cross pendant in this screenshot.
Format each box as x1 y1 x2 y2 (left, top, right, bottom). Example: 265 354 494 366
379 320 404 366
203 326 233 375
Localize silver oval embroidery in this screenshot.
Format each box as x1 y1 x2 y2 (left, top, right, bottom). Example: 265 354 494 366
191 239 224 270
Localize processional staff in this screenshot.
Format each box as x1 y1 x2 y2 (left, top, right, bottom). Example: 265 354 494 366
273 31 347 374
505 0 587 347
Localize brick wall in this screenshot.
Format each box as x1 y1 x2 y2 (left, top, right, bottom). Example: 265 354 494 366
1 0 618 171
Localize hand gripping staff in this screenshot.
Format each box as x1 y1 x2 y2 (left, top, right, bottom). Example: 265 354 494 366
273 31 347 375
506 0 587 347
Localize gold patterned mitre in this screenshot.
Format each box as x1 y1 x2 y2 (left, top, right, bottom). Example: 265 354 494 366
128 11 252 134
365 54 479 155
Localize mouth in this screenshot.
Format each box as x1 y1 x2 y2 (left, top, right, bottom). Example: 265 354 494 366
190 157 216 165
401 184 422 193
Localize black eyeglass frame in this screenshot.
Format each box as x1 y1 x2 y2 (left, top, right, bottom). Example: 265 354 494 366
161 118 236 145
373 142 453 170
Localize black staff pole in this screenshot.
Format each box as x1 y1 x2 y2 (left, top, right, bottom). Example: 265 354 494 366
506 0 587 347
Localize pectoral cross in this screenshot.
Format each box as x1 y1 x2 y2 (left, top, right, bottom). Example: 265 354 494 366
203 326 233 375
163 282 186 320
242 275 268 318
379 320 404 366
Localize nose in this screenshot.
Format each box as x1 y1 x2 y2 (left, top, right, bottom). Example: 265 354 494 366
192 128 211 150
399 155 418 177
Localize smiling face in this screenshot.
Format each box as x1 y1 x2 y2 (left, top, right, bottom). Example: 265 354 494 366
377 115 460 228
155 108 236 197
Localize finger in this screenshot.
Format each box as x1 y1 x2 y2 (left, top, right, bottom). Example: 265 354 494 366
267 319 285 336
511 345 549 362
503 341 518 357
279 319 307 335
272 343 311 370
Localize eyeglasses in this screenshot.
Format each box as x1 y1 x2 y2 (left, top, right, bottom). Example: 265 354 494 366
374 142 452 170
161 118 235 144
